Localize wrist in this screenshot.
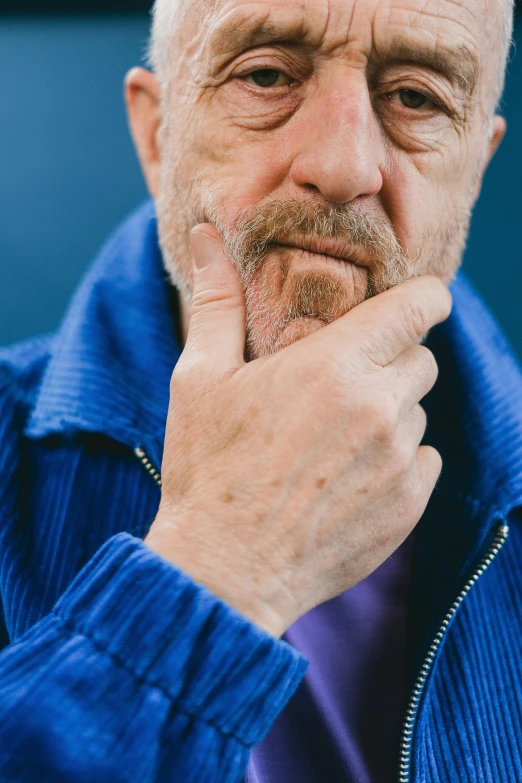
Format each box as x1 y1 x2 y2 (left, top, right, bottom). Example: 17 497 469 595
145 521 290 639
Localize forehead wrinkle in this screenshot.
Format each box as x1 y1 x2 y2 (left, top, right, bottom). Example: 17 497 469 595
201 3 328 61
194 1 480 97
209 18 302 58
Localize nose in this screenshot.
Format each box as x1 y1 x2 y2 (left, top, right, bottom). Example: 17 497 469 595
288 77 384 204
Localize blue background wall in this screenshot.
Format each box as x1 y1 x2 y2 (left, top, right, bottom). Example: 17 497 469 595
0 15 521 355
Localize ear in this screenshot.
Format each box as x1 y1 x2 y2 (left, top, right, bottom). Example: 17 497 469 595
487 114 507 163
125 67 162 200
471 114 506 204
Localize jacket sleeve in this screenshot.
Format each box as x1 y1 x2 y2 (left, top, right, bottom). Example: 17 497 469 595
0 533 307 783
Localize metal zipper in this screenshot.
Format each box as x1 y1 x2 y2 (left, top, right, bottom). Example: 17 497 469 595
135 447 162 487
134 446 509 782
398 521 510 783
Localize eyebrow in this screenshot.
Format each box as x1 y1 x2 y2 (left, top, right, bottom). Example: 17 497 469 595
205 15 312 60
371 40 480 97
206 14 480 97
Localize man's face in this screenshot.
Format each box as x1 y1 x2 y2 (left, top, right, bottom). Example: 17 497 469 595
142 0 505 358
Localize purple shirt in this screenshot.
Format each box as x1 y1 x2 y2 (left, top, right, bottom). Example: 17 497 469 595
246 534 416 783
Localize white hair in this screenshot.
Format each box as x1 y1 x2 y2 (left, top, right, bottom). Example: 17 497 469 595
147 0 180 89
147 0 515 110
494 0 516 108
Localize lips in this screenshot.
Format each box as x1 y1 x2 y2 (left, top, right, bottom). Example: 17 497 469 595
281 246 354 268
276 237 370 268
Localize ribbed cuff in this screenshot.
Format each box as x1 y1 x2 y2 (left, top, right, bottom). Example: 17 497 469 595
54 533 308 747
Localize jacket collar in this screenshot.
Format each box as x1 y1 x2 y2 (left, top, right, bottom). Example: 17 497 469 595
27 198 522 516
425 272 522 516
26 200 181 469
412 275 522 663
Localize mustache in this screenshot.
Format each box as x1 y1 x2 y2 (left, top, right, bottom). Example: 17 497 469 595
207 198 415 295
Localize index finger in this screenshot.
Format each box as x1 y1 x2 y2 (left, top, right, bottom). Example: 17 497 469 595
329 275 452 366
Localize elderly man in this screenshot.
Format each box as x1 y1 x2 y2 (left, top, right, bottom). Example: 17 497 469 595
0 0 519 780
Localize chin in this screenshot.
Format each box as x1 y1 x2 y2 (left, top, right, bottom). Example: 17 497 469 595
247 315 337 359
244 263 368 359
275 317 326 349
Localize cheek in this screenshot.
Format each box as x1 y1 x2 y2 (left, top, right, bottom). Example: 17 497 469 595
379 130 473 255
379 153 428 255
172 95 291 210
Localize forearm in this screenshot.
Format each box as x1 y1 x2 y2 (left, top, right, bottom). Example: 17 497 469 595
0 534 307 783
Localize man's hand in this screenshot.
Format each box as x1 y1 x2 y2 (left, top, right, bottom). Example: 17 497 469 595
145 225 452 638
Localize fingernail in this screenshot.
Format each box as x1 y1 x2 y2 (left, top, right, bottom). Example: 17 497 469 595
191 232 220 271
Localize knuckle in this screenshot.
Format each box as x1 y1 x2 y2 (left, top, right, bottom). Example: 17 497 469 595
415 404 428 435
424 445 443 474
393 441 415 475
413 446 443 505
397 508 419 539
409 491 431 528
396 483 427 532
400 298 431 343
415 274 451 305
430 276 453 313
418 345 439 381
368 400 398 442
169 363 191 394
170 353 206 391
191 287 244 315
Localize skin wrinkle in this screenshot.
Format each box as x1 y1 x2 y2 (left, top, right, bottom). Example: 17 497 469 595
150 0 512 100
137 0 514 359
206 8 481 98
369 40 480 98
205 14 480 127
125 0 515 666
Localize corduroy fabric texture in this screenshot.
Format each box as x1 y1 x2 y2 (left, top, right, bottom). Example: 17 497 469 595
0 203 308 781
0 532 306 783
0 201 521 782
412 523 522 782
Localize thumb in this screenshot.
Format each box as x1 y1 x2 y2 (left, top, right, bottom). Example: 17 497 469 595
184 223 246 375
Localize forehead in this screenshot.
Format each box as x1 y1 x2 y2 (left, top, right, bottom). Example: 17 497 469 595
178 0 500 93
186 0 490 49
179 0 496 94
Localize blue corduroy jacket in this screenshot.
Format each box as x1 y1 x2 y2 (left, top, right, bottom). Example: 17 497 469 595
1 201 522 783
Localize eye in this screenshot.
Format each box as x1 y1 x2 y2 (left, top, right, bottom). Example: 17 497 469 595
398 88 432 110
245 69 289 88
